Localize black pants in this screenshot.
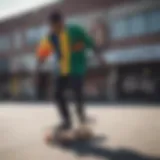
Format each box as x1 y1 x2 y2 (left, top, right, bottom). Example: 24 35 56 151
55 75 85 128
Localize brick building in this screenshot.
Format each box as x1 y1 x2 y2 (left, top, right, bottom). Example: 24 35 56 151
0 0 159 102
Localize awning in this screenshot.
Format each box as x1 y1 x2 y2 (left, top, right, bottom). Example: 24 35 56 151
105 45 160 65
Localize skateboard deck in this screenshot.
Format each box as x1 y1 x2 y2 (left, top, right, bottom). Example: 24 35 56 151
44 128 94 145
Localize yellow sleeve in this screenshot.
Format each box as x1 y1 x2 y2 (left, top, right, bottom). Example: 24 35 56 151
37 37 54 60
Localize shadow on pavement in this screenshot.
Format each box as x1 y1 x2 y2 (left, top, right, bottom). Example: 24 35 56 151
49 136 160 160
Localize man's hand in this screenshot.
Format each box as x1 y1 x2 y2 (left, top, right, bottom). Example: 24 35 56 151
98 55 106 67
72 42 85 52
93 46 106 67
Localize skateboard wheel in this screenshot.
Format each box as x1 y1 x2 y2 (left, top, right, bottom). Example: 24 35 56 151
44 130 53 143
75 128 93 139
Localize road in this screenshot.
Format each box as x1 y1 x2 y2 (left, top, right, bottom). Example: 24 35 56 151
0 103 160 160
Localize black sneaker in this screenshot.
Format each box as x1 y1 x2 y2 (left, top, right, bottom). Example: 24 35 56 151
55 122 72 132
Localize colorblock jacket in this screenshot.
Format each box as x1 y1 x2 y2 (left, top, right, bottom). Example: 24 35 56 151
37 25 95 76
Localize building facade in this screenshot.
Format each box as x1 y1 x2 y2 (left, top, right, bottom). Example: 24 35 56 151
0 0 159 102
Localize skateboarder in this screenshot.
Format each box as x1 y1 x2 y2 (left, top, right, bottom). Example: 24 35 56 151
37 11 105 140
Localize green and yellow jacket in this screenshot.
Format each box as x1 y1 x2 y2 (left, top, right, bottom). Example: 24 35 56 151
37 25 94 76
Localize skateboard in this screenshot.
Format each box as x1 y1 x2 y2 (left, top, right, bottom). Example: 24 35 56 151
44 127 94 145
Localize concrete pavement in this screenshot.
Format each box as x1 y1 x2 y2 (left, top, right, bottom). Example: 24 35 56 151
0 104 160 160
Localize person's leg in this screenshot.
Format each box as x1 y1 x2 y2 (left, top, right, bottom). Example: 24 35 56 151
70 76 93 138
70 76 86 124
55 76 71 129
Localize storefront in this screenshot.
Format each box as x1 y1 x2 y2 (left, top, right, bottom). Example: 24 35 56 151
117 62 160 102
106 45 160 102
9 54 37 100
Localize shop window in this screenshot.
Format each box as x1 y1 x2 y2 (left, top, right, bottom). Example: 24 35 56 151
109 19 129 39
38 25 49 38
13 32 22 49
26 27 41 45
109 9 160 39
0 35 10 51
148 10 160 33
129 13 147 36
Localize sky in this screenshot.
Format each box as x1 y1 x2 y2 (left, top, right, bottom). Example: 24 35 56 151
0 0 59 21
